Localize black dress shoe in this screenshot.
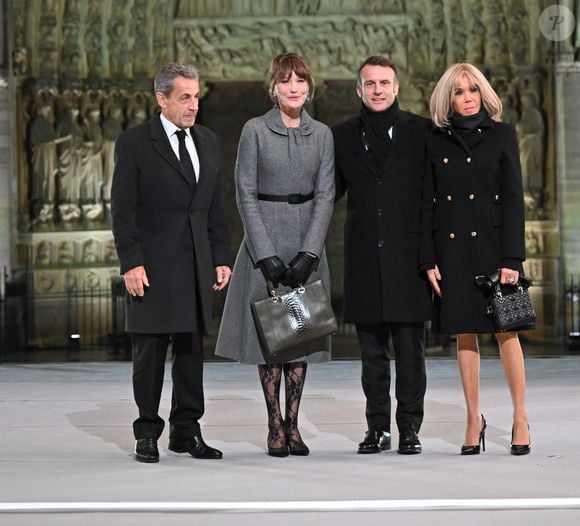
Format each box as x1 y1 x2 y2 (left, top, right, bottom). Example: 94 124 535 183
134 438 159 463
397 431 422 454
168 435 223 459
357 430 391 454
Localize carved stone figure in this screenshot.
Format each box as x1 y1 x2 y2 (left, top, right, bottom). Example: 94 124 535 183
56 104 83 221
450 3 467 62
485 1 509 66
37 16 58 78
131 20 150 77
408 14 429 75
103 238 118 263
108 19 128 77
101 105 124 204
430 0 447 71
127 105 147 129
517 91 545 201
81 239 99 264
57 240 75 265
29 103 59 222
61 24 82 78
35 241 51 266
84 0 103 77
80 106 104 220
509 3 529 65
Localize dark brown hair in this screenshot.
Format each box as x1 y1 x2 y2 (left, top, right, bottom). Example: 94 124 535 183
268 52 315 102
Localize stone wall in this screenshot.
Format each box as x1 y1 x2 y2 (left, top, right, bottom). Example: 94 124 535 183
4 0 579 346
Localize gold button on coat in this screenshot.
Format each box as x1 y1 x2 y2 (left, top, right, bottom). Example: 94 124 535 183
495 195 500 200
449 233 455 239
469 194 475 200
443 157 449 164
471 231 477 237
447 195 452 202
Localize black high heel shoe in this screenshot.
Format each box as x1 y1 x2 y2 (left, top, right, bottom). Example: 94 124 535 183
461 414 487 455
267 428 289 457
510 424 531 456
284 424 310 456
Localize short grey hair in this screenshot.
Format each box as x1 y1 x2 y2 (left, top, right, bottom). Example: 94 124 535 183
153 63 199 96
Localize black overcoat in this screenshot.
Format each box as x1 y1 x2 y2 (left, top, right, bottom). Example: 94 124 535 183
111 115 230 334
333 110 433 323
419 117 525 334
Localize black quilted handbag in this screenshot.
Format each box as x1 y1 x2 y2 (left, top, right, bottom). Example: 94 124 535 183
251 279 337 355
476 273 536 332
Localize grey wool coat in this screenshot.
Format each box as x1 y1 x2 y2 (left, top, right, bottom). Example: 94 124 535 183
215 107 335 364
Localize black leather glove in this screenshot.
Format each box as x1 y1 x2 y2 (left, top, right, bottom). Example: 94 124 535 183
256 255 287 286
282 252 318 288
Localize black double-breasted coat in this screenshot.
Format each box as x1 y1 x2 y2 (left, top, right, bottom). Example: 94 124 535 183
111 115 231 334
419 118 525 334
333 110 433 323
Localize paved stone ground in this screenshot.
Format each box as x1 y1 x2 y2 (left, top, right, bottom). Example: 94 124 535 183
1 357 579 525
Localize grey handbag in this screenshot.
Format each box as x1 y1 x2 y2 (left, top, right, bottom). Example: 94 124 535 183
251 279 337 355
476 273 536 332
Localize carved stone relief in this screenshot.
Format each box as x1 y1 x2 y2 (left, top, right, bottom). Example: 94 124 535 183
174 16 409 81
7 0 576 342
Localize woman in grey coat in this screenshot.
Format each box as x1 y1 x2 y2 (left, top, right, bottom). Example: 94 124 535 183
215 53 335 457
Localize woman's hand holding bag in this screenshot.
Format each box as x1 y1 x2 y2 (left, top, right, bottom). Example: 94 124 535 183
282 252 318 288
257 255 287 287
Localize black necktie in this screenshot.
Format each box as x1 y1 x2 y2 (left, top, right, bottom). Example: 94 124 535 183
176 129 196 188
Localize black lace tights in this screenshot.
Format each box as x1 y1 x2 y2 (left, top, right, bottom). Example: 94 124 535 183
258 362 307 447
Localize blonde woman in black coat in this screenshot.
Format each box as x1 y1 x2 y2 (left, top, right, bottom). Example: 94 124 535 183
419 63 530 456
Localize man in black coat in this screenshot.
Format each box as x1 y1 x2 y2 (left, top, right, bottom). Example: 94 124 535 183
333 56 432 455
111 63 231 463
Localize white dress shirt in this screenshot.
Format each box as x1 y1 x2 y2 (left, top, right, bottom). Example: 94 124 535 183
159 112 200 182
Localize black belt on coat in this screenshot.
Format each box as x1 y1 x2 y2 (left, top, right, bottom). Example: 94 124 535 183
257 192 314 204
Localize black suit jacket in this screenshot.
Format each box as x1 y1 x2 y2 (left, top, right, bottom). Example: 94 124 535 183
333 109 432 323
111 114 230 334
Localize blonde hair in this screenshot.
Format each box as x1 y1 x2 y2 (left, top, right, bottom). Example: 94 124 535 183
430 63 503 128
268 52 315 102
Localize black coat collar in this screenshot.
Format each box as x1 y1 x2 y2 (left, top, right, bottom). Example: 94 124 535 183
149 114 206 193
436 115 495 155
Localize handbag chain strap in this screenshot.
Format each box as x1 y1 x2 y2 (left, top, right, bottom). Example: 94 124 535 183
265 280 306 303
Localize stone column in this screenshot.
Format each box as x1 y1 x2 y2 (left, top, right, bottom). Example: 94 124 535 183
555 61 580 276
555 59 580 340
0 0 12 292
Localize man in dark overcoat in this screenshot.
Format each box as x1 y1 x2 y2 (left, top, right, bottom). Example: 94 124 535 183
111 63 231 463
333 56 432 455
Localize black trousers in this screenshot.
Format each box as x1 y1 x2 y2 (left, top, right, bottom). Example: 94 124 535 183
355 321 426 434
131 331 204 441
